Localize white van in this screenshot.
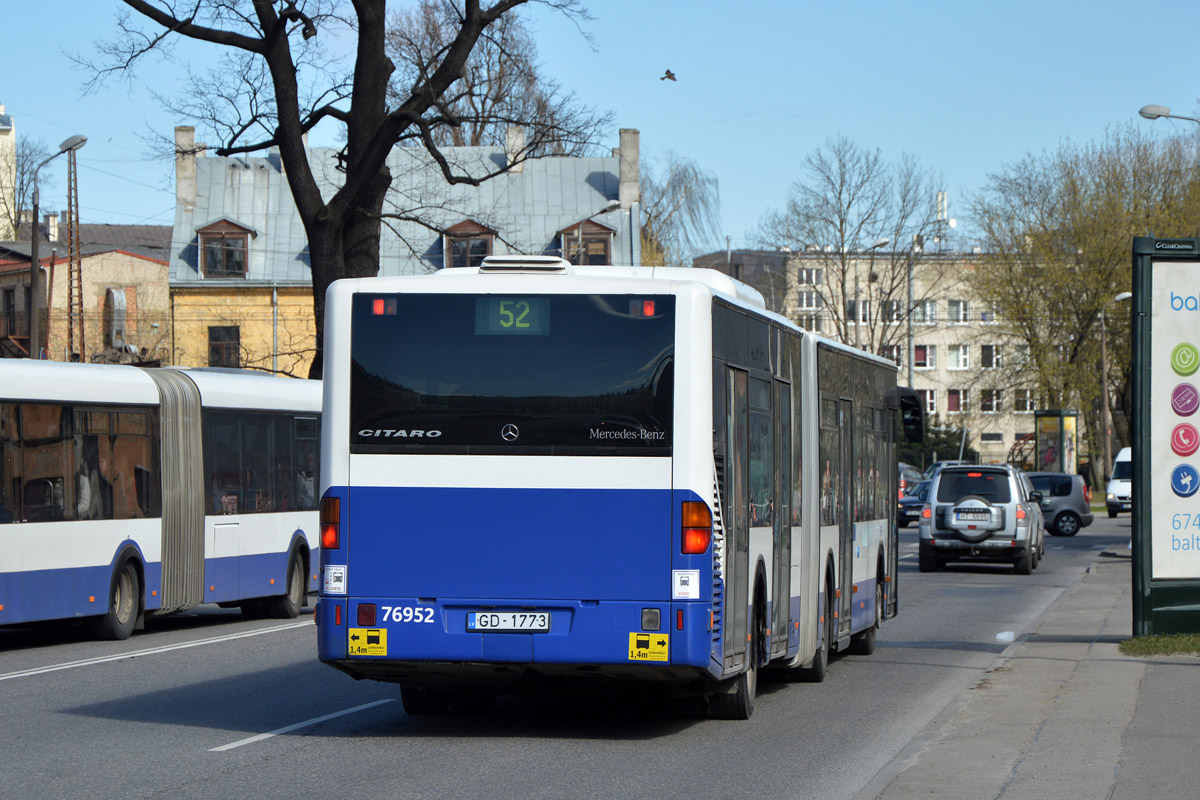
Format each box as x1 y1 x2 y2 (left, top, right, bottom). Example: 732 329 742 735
1106 447 1132 518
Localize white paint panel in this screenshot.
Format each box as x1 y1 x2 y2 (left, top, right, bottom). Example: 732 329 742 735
348 454 671 490
206 512 316 557
0 361 159 405
181 369 321 413
0 519 162 572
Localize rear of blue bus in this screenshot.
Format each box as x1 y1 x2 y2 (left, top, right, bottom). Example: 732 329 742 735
316 274 720 694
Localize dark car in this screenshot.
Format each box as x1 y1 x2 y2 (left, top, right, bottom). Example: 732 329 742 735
898 462 923 500
1028 472 1094 536
898 480 930 528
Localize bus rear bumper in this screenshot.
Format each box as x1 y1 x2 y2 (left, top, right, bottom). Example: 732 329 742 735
316 595 719 684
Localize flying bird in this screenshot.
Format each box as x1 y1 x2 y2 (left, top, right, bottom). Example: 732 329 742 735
661 69 676 81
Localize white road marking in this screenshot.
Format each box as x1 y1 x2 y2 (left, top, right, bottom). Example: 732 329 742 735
209 699 396 752
0 621 313 683
996 631 1015 643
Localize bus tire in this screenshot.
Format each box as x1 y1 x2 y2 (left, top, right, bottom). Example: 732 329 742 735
848 572 882 656
90 556 140 641
709 586 763 719
265 550 305 619
401 686 450 716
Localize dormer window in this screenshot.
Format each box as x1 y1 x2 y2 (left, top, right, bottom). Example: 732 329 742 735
559 219 615 265
196 218 256 278
444 220 495 268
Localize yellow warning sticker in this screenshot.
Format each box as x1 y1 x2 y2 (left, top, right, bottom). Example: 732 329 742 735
348 627 387 656
628 632 669 662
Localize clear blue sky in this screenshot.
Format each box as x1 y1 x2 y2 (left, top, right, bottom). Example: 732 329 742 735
5 1 1200 253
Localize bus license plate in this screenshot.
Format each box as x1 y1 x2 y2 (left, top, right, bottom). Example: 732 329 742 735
467 611 550 633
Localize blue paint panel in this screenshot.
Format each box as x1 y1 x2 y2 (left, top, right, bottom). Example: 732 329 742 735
0 543 158 626
345 487 673 601
204 550 296 604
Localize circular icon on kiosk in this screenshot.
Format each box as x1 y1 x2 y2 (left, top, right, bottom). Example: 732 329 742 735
1172 343 1200 376
1171 464 1200 498
1173 423 1200 457
1173 383 1200 417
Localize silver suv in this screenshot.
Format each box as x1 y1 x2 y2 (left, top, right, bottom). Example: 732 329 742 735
917 464 1045 574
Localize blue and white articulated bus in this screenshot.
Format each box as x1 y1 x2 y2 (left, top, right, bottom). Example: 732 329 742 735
316 256 922 718
0 361 321 640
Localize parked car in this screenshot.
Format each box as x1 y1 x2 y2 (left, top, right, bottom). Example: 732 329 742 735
1106 447 1132 518
917 464 1045 574
898 480 930 528
1028 472 1094 536
898 462 923 500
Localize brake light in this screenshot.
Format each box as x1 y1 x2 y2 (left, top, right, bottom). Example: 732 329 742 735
321 496 341 549
1016 505 1027 521
682 501 712 554
968 472 983 477
922 506 931 519
1084 483 1092 503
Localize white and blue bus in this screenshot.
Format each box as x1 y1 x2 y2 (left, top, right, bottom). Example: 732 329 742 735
316 256 922 718
0 361 321 640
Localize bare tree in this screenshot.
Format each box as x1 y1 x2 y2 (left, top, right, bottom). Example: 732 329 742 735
386 0 610 156
970 123 1200 461
0 137 53 240
81 0 598 378
754 134 953 354
640 150 721 266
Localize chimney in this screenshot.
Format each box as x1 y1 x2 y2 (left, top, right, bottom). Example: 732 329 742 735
175 126 200 212
618 128 640 208
505 126 525 173
44 213 58 242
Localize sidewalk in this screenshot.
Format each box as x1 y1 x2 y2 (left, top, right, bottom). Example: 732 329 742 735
856 557 1200 800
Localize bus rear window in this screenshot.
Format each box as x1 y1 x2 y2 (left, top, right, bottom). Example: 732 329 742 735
349 293 675 455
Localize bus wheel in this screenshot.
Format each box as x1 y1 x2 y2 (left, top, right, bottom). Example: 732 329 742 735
266 551 304 619
709 591 763 719
90 557 140 641
401 686 451 716
848 577 882 656
789 580 831 683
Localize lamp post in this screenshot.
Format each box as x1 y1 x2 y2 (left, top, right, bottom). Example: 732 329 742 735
28 134 87 359
906 213 956 387
1099 291 1132 483
1138 104 1200 125
855 237 889 350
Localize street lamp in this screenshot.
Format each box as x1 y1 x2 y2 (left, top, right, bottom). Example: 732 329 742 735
28 134 87 359
1138 104 1200 125
1099 291 1132 484
906 216 955 387
855 237 889 350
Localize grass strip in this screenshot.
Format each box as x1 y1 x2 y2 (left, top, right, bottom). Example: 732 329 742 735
1120 634 1200 657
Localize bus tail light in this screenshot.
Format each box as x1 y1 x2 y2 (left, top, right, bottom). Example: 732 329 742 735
682 501 712 554
321 497 341 550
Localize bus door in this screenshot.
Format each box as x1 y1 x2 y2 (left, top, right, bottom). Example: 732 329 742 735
838 397 855 641
723 367 750 671
772 380 791 656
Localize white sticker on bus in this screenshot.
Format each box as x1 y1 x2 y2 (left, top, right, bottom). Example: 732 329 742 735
324 565 347 594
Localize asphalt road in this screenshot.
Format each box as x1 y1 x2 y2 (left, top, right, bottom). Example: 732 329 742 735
0 514 1131 800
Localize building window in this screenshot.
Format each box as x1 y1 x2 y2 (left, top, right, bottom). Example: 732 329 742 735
883 300 901 322
980 432 1004 443
948 344 970 370
1014 388 1035 413
561 221 614 265
447 235 492 267
201 233 248 277
1012 344 1031 367
980 304 999 324
981 344 1002 368
918 389 936 414
444 219 496 268
882 345 902 366
948 299 969 323
796 290 822 310
208 326 240 368
947 389 968 414
912 300 937 325
797 267 823 284
797 314 822 332
846 299 869 323
914 344 937 369
981 389 1002 412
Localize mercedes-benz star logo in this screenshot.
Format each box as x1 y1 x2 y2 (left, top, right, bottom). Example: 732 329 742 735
501 423 520 442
